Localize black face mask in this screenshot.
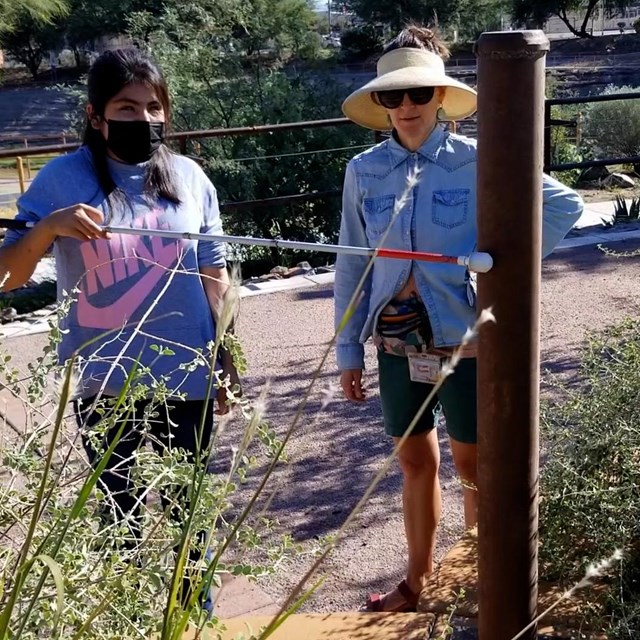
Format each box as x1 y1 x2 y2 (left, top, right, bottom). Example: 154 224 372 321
105 120 165 164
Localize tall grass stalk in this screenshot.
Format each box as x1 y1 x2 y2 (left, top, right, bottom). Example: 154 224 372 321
161 268 246 639
162 166 425 638
510 550 624 640
6 364 142 640
0 361 75 638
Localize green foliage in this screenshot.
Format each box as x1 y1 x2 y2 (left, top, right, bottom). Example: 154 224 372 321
343 0 464 31
539 318 640 639
0 291 297 638
339 24 382 60
634 16 640 33
129 0 318 59
454 0 508 42
53 0 356 272
549 105 583 187
63 0 133 66
583 85 640 161
0 0 68 32
550 133 583 187
509 0 633 38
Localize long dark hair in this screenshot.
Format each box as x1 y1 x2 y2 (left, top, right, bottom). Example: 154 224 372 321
83 48 181 208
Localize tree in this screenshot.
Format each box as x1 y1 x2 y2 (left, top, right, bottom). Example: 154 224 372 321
509 0 633 38
0 9 65 78
454 0 509 41
0 0 67 32
344 0 465 31
340 24 382 59
64 0 132 66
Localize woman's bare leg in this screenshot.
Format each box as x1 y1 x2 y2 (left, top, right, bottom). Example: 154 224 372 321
449 438 478 528
373 429 441 610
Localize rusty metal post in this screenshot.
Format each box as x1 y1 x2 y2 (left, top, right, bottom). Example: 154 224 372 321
475 30 549 640
16 157 26 193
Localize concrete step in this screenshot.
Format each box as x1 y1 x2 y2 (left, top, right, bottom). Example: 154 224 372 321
211 612 436 640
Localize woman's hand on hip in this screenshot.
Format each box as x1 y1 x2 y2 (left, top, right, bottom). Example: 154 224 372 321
44 204 111 242
341 369 366 402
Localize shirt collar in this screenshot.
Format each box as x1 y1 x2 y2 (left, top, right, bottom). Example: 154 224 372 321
386 124 446 169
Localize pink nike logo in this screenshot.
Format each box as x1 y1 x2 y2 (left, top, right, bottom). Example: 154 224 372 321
77 235 182 330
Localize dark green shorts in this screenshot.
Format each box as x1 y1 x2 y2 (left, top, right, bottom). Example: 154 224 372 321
377 351 477 444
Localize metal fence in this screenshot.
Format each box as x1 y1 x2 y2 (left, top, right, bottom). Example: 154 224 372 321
544 90 640 172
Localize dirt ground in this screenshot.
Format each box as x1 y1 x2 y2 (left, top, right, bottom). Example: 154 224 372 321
576 182 640 203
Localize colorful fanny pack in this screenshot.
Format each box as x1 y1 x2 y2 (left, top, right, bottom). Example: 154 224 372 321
373 295 433 358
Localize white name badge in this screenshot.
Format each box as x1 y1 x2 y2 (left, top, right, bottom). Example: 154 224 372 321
407 353 442 384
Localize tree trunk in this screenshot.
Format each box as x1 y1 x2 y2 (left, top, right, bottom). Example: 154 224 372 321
27 48 41 79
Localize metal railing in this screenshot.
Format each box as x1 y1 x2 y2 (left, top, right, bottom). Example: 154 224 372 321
0 117 373 204
0 117 356 162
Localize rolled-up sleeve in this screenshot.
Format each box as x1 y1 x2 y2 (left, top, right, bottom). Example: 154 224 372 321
334 161 372 371
197 179 227 269
2 162 60 249
541 173 584 258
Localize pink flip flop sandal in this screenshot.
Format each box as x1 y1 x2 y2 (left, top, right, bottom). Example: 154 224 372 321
364 579 419 613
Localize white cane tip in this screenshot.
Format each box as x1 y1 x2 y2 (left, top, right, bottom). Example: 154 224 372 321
468 252 493 273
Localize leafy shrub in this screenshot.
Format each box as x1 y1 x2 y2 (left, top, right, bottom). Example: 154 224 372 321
539 318 640 639
0 292 296 639
583 85 640 160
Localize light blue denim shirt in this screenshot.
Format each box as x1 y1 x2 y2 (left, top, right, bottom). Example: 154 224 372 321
334 124 584 371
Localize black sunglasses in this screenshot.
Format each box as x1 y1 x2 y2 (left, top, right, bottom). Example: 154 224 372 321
375 87 436 109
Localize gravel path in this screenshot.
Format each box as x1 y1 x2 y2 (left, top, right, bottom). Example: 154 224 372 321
2 239 640 613
229 240 640 612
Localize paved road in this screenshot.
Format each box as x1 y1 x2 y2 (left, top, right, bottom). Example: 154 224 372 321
2 240 640 613
0 87 77 143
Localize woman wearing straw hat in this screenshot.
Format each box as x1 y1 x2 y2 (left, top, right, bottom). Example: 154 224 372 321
334 25 583 612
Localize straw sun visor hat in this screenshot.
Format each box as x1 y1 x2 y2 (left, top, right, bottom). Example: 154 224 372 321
342 47 477 131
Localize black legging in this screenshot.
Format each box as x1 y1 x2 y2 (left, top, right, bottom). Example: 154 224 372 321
74 396 215 547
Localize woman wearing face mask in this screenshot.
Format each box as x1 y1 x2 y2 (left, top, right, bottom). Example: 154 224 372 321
0 49 236 563
334 25 583 612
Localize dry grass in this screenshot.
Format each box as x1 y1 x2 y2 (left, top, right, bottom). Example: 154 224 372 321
0 168 19 179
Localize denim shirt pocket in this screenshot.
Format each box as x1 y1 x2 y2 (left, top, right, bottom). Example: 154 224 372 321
363 194 395 239
432 189 469 229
